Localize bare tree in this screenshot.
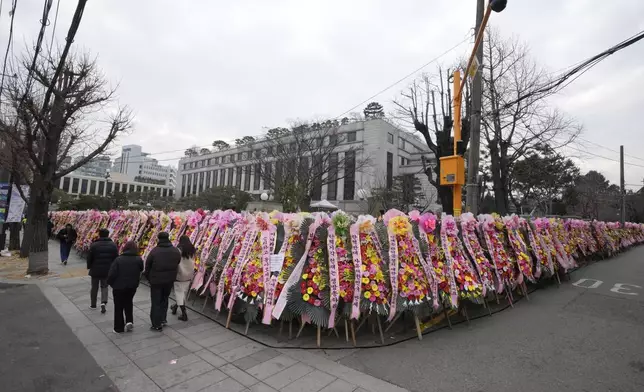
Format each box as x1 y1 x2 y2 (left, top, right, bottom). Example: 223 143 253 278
368 173 435 213
481 29 580 214
0 26 131 273
239 121 370 211
393 66 471 214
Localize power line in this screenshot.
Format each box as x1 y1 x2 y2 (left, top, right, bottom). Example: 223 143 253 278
493 29 644 114
566 145 644 169
576 136 644 163
334 34 472 119
48 0 60 52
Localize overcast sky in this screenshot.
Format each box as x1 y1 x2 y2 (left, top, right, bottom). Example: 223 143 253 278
3 0 644 188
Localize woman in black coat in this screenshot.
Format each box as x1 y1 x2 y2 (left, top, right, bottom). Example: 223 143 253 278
107 241 144 333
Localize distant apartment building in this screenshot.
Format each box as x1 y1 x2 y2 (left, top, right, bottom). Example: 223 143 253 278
113 144 177 188
176 119 439 213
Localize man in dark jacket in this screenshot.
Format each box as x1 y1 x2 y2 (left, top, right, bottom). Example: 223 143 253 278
87 228 119 313
107 241 144 333
57 224 78 265
144 231 181 330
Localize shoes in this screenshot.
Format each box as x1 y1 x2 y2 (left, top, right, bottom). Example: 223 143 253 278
161 320 168 326
178 305 188 322
113 329 122 334
89 305 97 310
171 304 178 315
63 260 67 265
100 303 106 314
125 322 133 332
150 326 163 332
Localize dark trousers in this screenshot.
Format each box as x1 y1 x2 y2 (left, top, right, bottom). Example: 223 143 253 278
113 288 137 332
90 277 108 307
60 242 71 261
150 283 173 328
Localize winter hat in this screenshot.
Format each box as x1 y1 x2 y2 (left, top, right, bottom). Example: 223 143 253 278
158 232 170 240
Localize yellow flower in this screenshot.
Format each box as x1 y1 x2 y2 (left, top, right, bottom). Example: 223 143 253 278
361 264 367 271
371 283 378 291
364 291 372 299
362 277 369 284
312 276 320 284
251 291 257 297
302 273 308 279
428 234 434 242
303 293 310 301
465 276 471 282
340 290 347 297
307 287 313 294
374 291 380 297
375 271 384 281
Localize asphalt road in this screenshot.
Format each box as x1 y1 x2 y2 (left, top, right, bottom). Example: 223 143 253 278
0 283 117 392
338 248 644 392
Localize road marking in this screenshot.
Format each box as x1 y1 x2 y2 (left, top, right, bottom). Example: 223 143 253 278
572 278 603 289
610 283 642 296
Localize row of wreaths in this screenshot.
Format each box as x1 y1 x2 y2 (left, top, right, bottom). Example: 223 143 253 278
52 209 643 339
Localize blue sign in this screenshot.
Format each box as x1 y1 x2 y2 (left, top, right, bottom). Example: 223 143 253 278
0 183 9 223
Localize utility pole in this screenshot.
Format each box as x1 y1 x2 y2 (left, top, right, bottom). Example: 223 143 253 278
465 0 485 215
620 145 625 225
439 0 506 217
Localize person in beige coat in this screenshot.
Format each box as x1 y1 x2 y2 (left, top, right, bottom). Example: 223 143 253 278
170 235 195 321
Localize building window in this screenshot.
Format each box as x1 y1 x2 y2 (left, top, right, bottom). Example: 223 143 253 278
136 185 142 192
267 147 273 156
198 172 204 193
244 165 251 190
107 182 113 194
264 163 272 189
329 134 338 146
347 131 356 142
227 168 234 186
254 150 260 158
327 153 338 200
63 177 71 192
129 184 135 193
386 152 393 189
236 167 242 189
89 180 97 194
80 179 88 194
343 151 355 200
399 138 406 151
98 181 105 195
311 155 322 200
387 132 394 144
399 156 409 166
205 171 211 188
214 157 219 164
219 169 225 186
253 164 261 190
237 152 242 161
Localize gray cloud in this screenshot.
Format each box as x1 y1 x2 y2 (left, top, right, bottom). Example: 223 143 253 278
3 0 643 187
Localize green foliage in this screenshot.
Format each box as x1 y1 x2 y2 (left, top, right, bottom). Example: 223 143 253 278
175 186 252 211
212 140 230 151
511 144 580 214
234 136 256 146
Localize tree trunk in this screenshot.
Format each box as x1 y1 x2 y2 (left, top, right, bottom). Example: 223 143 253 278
437 185 453 215
489 143 507 215
24 182 52 274
8 223 21 251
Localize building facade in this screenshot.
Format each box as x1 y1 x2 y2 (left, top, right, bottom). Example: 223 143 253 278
113 144 177 188
56 172 174 198
176 119 438 213
72 155 112 178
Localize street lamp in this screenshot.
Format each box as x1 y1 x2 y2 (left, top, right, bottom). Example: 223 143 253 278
260 192 268 212
440 0 507 217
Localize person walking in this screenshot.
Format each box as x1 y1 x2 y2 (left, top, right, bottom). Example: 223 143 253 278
56 223 77 265
170 235 195 322
144 231 181 331
107 241 144 333
87 228 119 313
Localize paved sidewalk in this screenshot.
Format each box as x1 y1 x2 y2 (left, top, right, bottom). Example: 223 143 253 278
41 276 408 392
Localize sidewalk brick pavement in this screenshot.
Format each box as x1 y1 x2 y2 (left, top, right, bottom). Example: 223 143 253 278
35 243 408 392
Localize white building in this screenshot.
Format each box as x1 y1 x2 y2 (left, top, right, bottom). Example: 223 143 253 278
113 144 177 188
72 155 112 178
176 119 439 213
56 171 174 198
